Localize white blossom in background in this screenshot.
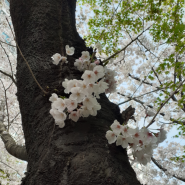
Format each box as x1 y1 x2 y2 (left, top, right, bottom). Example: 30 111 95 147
75 3 185 184
145 109 156 117
95 42 102 52
0 10 27 184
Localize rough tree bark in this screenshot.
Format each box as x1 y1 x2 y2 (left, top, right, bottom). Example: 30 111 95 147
10 0 141 184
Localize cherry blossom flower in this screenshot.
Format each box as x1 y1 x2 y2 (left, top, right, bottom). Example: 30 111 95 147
132 128 143 141
86 83 96 95
81 51 90 61
52 98 66 112
97 79 109 94
116 135 129 148
110 120 123 135
122 125 133 138
62 78 69 91
50 109 66 124
83 60 90 69
105 130 117 144
95 42 102 52
70 87 85 103
134 150 151 165
80 81 88 95
51 53 62 65
141 127 157 144
74 59 84 71
69 111 80 122
55 119 65 128
90 104 101 116
89 63 96 71
64 79 81 94
49 93 58 102
61 56 68 64
93 65 104 81
65 99 77 111
65 45 75 55
81 70 96 83
79 106 93 117
83 96 97 110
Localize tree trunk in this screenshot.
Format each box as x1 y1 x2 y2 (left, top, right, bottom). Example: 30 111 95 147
10 0 141 184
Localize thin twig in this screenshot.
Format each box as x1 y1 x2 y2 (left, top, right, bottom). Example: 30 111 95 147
137 38 160 59
102 24 153 64
118 92 185 125
0 69 16 85
0 79 10 131
90 49 96 62
0 160 21 176
0 39 16 47
174 56 177 84
146 79 185 128
136 88 162 99
0 42 15 82
117 88 162 106
10 112 20 123
96 0 123 42
118 92 148 109
5 18 48 95
152 67 162 85
129 73 179 103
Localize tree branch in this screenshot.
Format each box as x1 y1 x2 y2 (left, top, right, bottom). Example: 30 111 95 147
128 73 179 103
151 157 185 182
146 79 185 128
0 122 28 161
0 101 27 161
0 42 15 84
102 24 153 63
118 92 185 125
151 67 162 85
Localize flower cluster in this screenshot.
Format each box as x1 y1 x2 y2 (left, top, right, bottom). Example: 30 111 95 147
74 51 117 94
74 51 98 72
106 120 167 165
49 45 113 128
